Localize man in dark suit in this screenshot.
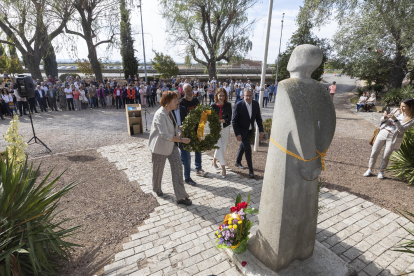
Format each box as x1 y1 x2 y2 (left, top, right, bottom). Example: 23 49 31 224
232 89 264 178
35 85 47 112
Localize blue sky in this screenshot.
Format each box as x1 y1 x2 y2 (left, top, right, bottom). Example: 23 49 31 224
56 0 337 63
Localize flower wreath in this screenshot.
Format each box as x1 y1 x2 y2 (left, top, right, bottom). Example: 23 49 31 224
181 105 222 152
215 192 259 253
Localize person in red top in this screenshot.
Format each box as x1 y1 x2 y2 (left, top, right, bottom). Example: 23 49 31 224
73 89 81 111
127 85 136 104
48 75 55 85
113 84 122 109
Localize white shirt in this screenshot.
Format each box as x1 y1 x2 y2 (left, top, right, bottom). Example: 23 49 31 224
358 96 368 104
37 89 43 98
244 100 253 130
225 86 231 96
64 88 73 99
385 113 405 134
2 94 12 103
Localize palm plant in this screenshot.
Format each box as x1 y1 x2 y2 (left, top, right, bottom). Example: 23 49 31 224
393 210 414 274
387 128 414 185
0 155 80 276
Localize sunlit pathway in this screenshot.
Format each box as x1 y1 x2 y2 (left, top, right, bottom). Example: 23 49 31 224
99 142 414 276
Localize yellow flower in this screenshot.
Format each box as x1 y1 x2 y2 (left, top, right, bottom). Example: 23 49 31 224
238 220 242 224
228 220 232 224
216 231 219 235
228 225 232 229
233 225 237 229
218 235 221 238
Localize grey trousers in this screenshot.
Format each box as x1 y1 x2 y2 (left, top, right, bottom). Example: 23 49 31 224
369 129 394 171
152 146 189 200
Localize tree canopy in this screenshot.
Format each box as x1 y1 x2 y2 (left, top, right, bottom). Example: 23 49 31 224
273 20 331 82
0 0 73 79
65 0 119 81
160 0 257 78
151 51 179 78
120 0 138 79
299 0 414 88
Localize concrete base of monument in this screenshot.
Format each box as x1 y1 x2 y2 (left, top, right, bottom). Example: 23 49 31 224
224 227 357 276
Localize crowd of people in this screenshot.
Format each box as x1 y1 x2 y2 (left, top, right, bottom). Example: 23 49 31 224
0 74 278 119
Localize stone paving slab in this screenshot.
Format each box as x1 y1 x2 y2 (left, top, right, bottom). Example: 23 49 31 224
99 142 414 276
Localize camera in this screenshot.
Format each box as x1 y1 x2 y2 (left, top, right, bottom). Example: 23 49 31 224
15 75 35 98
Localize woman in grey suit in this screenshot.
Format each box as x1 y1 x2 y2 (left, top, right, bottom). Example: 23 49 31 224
148 91 193 205
364 98 414 179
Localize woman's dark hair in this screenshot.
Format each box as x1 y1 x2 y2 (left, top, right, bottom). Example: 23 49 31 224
160 91 178 107
214 88 228 103
402 98 414 120
333 81 336 84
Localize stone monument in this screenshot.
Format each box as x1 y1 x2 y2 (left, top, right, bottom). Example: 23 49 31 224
248 44 336 271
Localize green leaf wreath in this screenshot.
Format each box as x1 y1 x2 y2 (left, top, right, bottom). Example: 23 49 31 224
182 104 222 152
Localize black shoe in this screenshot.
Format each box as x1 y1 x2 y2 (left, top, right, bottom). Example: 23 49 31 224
235 163 246 170
185 178 197 186
35 111 39 113
249 172 255 178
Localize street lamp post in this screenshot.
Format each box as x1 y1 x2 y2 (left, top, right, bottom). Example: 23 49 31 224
253 0 274 151
275 13 285 85
138 0 148 83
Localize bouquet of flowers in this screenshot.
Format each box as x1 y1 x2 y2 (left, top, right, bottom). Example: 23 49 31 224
215 192 259 253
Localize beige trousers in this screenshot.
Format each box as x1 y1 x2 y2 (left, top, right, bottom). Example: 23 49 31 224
214 126 230 166
369 129 394 171
152 146 189 200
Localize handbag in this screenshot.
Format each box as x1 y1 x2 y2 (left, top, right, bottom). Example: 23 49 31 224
369 128 380 146
8 102 14 110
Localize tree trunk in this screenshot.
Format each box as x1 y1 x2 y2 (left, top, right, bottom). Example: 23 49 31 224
88 46 103 81
208 61 217 79
390 53 407 89
43 43 58 78
25 54 43 80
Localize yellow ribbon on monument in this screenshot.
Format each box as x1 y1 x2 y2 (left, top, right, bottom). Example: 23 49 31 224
197 110 211 142
270 137 329 171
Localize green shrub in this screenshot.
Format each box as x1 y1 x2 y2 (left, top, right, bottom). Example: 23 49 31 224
387 128 414 185
263 118 272 137
0 155 80 275
382 85 414 106
350 97 359 104
393 210 414 263
59 73 81 82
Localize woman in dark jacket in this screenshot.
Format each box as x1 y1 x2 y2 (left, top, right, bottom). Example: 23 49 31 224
211 88 232 178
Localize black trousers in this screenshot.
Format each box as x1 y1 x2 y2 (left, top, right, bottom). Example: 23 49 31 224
236 132 253 173
146 95 153 107
17 101 29 115
135 95 141 105
67 98 74 110
115 97 121 109
152 94 157 105
28 98 38 113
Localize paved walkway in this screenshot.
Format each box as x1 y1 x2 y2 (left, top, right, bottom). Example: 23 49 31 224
99 141 414 276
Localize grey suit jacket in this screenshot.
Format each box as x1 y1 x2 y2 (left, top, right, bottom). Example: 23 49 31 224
148 107 179 155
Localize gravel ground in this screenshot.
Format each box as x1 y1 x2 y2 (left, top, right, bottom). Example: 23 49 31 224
30 148 158 276
0 106 157 157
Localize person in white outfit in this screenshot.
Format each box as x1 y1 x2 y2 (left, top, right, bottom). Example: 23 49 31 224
211 88 232 178
364 98 414 179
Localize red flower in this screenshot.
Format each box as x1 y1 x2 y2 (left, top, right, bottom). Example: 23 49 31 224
230 206 237 213
241 202 248 209
236 203 242 211
219 225 222 230
241 261 247 267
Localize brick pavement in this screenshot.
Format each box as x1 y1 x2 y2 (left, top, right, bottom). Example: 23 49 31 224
99 142 414 276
